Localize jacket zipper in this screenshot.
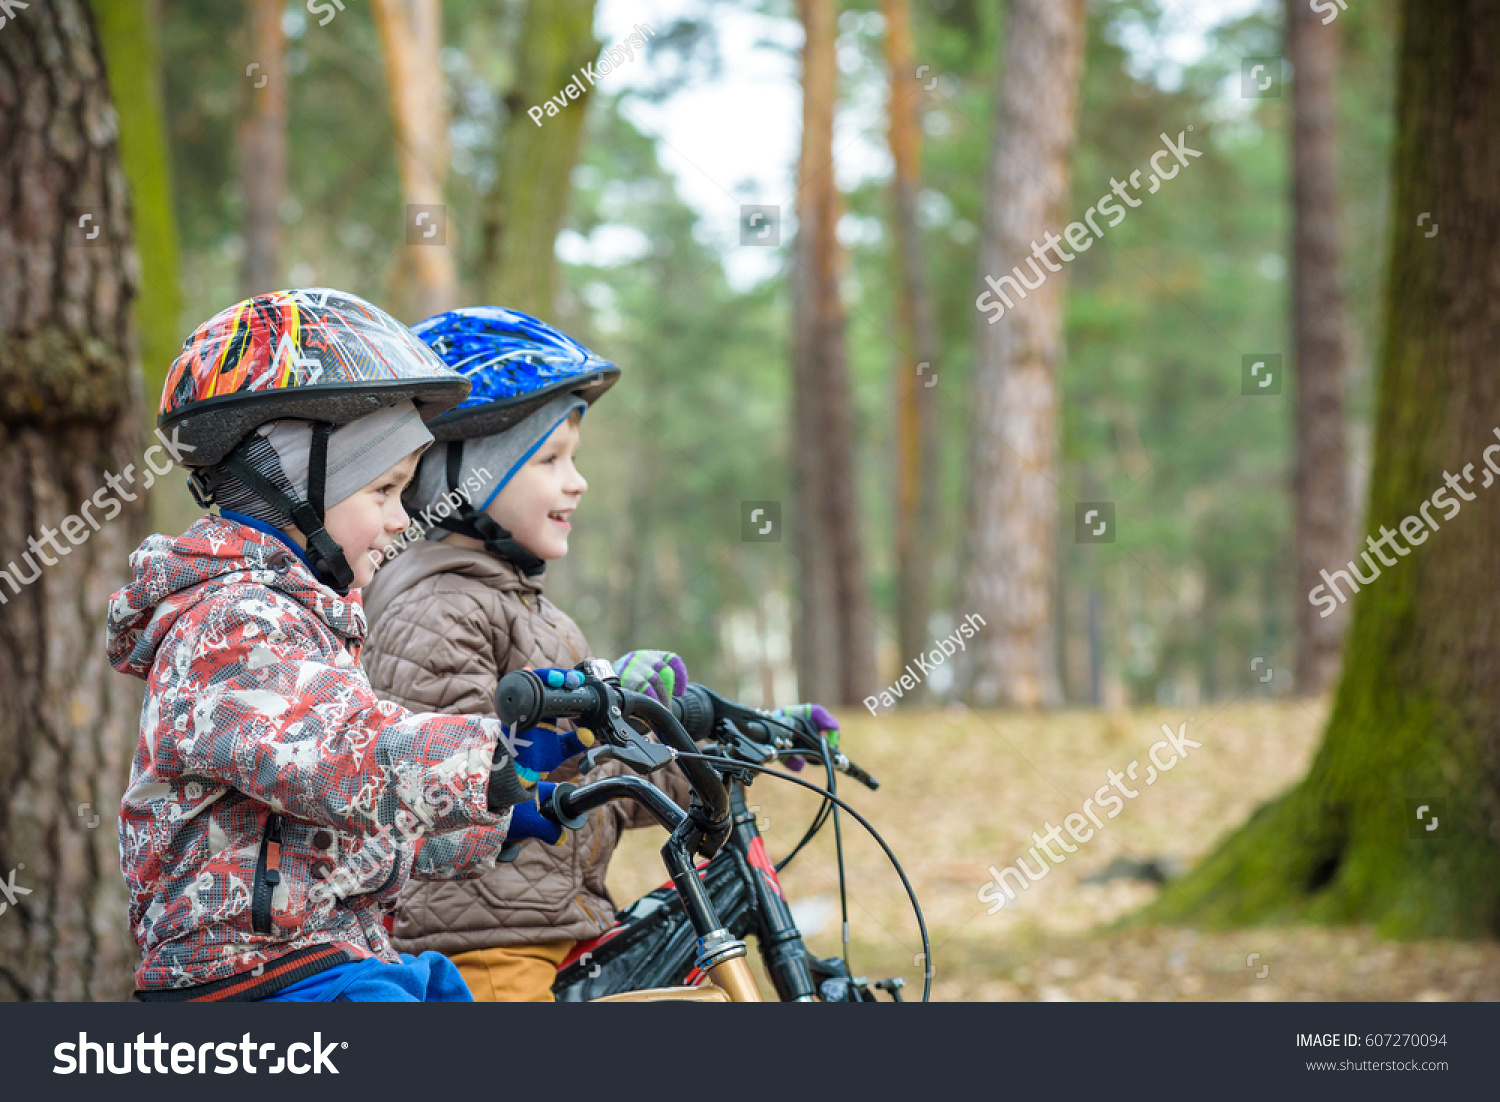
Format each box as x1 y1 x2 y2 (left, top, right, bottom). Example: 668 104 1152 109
251 813 284 934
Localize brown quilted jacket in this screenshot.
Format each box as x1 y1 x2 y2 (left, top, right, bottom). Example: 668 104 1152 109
361 540 688 954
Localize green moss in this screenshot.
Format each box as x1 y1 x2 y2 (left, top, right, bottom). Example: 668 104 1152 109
91 0 182 395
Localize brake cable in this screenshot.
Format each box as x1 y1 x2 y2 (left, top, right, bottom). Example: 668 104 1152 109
672 751 932 1003
773 778 833 872
820 733 853 974
744 714 834 874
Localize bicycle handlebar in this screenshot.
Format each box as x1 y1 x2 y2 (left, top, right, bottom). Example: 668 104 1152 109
673 683 880 791
494 669 730 851
541 777 687 834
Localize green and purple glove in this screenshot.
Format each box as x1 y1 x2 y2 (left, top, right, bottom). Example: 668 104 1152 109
613 649 689 703
772 703 841 771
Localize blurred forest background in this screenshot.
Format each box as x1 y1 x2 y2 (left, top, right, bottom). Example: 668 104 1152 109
144 0 1395 710
29 0 1500 1003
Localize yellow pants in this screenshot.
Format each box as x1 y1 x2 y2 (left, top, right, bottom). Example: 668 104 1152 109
448 940 576 1003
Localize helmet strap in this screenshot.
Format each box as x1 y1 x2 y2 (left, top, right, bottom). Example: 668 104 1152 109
434 441 546 577
217 422 357 593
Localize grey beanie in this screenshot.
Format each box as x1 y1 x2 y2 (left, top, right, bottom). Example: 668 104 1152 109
408 392 585 534
213 399 433 527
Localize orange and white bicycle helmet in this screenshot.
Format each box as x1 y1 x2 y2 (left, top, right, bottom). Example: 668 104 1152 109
161 288 468 588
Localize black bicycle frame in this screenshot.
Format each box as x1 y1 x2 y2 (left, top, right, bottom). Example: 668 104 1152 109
553 783 868 1002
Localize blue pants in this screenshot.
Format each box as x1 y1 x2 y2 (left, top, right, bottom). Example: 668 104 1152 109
260 951 474 1002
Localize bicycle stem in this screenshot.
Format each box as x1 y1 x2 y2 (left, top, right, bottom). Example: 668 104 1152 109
548 778 760 1000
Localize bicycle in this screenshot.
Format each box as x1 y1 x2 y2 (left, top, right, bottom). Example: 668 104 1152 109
493 659 930 1003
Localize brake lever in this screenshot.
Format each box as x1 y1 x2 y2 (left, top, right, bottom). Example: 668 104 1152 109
566 661 681 776
581 738 677 776
719 718 778 766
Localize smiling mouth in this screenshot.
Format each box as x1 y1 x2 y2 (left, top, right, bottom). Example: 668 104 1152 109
548 510 573 526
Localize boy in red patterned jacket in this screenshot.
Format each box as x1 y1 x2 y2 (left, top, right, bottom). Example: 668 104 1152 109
105 289 587 1002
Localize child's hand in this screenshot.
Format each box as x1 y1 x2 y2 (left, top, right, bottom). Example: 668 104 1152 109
503 721 593 787
505 782 567 846
773 702 841 744
613 649 688 702
771 703 841 771
501 668 596 785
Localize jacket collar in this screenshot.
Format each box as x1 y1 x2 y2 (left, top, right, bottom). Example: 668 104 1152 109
361 538 543 628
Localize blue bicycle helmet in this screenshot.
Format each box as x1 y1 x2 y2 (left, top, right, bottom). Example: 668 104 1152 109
404 307 619 576
412 306 620 443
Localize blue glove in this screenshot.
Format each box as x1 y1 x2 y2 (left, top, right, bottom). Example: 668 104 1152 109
500 668 594 786
614 650 688 702
505 720 592 787
505 782 566 846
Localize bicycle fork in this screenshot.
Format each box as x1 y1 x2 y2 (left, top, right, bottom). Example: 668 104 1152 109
661 814 762 1002
726 785 819 1001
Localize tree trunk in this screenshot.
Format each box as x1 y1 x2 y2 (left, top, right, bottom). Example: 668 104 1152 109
372 0 458 321
884 0 941 701
481 0 598 318
1150 0 1500 936
92 0 181 398
239 0 284 297
0 0 147 1000
960 0 1086 709
1289 0 1352 697
793 0 876 707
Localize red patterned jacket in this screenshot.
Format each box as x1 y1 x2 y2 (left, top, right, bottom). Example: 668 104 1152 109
106 515 525 1000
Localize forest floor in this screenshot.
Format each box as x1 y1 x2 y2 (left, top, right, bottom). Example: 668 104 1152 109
606 695 1500 1001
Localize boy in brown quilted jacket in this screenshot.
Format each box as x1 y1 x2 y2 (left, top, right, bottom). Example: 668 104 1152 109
360 307 692 1001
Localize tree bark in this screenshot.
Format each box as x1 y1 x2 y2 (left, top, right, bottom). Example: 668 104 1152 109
372 0 458 321
239 0 284 297
91 0 181 398
961 0 1086 709
0 0 147 1000
1289 0 1352 697
884 0 940 700
482 0 599 318
792 0 876 707
1151 0 1500 936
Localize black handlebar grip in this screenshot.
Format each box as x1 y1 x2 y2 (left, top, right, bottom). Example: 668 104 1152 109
494 671 545 729
494 670 597 729
672 683 716 743
539 782 591 831
840 757 880 792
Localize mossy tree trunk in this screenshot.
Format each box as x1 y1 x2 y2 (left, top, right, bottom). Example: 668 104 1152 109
481 0 598 318
1150 0 1500 937
0 0 147 999
91 0 181 398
